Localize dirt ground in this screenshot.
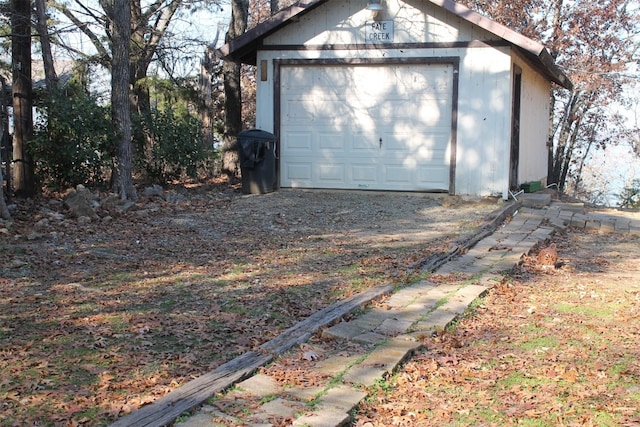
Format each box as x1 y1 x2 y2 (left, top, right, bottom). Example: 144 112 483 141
3 181 638 426
0 181 500 426
356 226 640 426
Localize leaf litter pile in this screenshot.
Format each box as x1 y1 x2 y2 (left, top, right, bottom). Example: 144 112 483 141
0 181 498 426
356 228 640 426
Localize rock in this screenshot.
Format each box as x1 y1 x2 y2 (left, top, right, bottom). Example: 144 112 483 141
165 191 186 204
142 185 164 199
117 201 136 214
35 218 50 230
77 216 92 225
9 258 28 268
48 212 65 221
65 185 99 220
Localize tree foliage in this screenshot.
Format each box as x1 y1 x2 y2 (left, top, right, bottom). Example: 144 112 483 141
134 100 213 183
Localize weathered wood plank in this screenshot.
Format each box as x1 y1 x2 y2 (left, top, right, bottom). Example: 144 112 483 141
109 284 394 427
109 351 272 427
260 284 394 354
407 201 520 274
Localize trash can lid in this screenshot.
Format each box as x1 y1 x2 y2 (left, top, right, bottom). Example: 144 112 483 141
238 129 275 141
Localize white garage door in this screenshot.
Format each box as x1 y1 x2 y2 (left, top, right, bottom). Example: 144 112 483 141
279 62 454 192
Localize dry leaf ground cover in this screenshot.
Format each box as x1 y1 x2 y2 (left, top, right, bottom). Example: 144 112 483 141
356 228 640 426
0 181 498 426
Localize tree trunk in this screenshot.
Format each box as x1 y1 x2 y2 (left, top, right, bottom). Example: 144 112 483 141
35 0 58 91
101 0 137 201
550 91 582 191
0 76 11 220
129 0 181 166
11 0 36 197
546 91 556 187
572 127 595 198
221 0 249 178
201 27 222 151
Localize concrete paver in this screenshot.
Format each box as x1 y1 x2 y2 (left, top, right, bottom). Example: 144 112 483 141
237 374 282 397
172 195 639 427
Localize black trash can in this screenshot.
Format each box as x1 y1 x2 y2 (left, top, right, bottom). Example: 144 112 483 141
237 129 277 194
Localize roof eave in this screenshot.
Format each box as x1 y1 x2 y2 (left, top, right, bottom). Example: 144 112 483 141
218 0 329 65
537 48 573 90
428 0 572 89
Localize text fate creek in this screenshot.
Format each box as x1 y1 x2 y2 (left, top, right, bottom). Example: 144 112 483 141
365 20 394 43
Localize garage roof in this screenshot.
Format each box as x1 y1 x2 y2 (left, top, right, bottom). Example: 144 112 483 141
219 0 572 89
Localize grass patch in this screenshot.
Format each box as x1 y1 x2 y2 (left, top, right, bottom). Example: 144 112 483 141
552 302 614 319
518 335 558 351
498 372 549 390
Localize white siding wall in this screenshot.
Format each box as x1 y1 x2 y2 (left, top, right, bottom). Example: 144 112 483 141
515 56 551 186
255 0 543 197
264 0 502 46
455 49 512 197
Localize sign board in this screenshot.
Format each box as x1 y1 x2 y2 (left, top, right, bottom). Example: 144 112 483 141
365 20 394 43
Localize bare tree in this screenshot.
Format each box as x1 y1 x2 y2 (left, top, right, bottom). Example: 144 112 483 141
35 0 58 91
100 0 137 200
11 0 35 197
52 0 222 139
201 26 223 150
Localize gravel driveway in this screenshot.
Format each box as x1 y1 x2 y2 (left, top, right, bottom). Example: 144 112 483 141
0 184 504 426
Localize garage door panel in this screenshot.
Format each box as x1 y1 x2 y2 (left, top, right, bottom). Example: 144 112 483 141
315 67 352 89
384 135 413 152
318 163 345 183
418 165 450 190
285 161 313 183
318 132 344 150
352 133 380 152
352 163 378 182
383 132 449 155
282 130 313 152
283 100 315 122
319 102 346 119
280 63 454 192
383 164 412 184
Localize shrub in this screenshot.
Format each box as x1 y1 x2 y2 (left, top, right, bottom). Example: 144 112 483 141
134 107 214 183
31 85 116 190
619 179 640 209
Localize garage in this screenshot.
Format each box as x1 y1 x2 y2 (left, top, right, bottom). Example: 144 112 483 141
280 63 453 191
220 0 572 197
278 61 456 192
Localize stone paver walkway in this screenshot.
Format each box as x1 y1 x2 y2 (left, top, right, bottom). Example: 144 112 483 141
148 195 640 427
